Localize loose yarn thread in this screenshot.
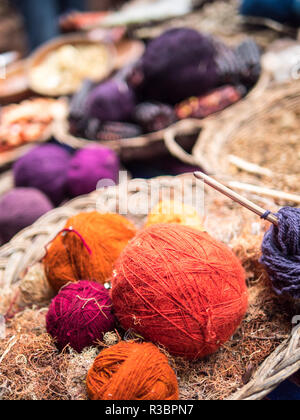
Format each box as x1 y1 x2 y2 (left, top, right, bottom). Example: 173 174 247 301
261 207 300 300
86 341 179 400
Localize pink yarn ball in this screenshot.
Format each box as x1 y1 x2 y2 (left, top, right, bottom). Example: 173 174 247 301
46 281 115 352
67 147 120 197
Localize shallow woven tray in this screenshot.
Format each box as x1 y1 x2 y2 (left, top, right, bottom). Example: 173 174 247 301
0 174 299 400
53 64 270 163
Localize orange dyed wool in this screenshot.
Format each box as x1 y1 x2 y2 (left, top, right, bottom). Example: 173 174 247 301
86 341 179 400
44 212 136 292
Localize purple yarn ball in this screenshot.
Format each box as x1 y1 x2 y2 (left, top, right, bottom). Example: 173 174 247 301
261 207 300 300
86 78 136 122
13 144 71 205
0 188 53 243
46 281 116 352
140 28 218 104
67 146 120 197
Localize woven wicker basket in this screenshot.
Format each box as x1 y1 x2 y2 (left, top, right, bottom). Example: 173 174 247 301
0 174 299 400
164 80 300 204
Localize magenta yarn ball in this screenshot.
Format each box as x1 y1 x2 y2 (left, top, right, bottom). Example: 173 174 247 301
0 188 53 243
67 147 120 197
13 144 71 205
46 281 116 352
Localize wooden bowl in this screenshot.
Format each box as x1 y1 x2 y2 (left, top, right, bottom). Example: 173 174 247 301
27 35 116 97
0 60 31 105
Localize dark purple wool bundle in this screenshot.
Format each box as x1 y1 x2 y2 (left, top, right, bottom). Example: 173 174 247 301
137 28 218 104
0 188 53 243
86 78 136 122
13 145 71 205
261 207 300 300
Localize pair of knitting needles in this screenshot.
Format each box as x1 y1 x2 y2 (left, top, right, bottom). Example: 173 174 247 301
194 172 279 227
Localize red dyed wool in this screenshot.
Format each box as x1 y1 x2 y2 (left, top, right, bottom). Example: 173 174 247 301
112 224 248 360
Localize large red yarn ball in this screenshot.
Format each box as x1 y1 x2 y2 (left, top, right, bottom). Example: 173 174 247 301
112 224 248 360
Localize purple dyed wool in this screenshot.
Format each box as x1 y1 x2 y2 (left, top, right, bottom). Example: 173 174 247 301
139 28 219 104
13 144 71 205
67 147 120 197
86 78 136 122
0 188 53 243
261 207 300 300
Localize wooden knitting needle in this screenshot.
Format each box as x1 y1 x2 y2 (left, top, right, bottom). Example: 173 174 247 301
194 171 279 227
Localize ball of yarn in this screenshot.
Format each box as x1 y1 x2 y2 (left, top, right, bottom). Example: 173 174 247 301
47 281 115 352
13 144 71 205
67 146 120 198
86 341 179 400
112 224 248 359
0 188 53 243
44 212 137 292
261 207 300 300
146 200 204 231
86 78 136 122
139 28 218 104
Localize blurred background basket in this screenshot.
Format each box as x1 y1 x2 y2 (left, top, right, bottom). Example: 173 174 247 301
164 79 300 205
53 63 271 163
27 35 116 97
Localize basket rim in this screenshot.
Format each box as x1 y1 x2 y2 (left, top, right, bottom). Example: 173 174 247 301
53 115 202 152
0 173 299 400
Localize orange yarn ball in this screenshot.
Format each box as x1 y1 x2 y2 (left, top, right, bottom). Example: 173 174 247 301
44 212 136 292
86 341 179 400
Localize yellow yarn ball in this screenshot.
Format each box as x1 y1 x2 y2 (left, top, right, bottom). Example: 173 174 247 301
146 200 204 231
